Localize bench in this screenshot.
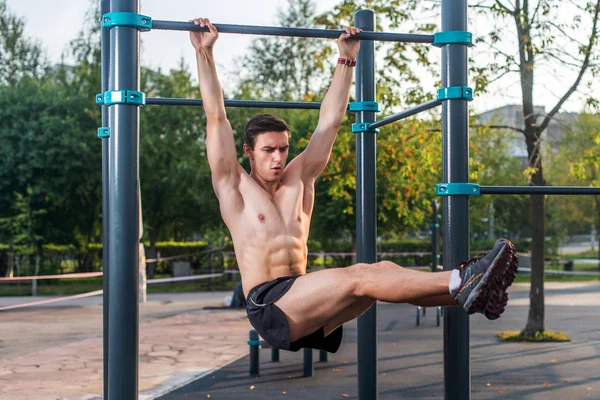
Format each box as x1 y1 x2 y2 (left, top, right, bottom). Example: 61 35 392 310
248 329 328 377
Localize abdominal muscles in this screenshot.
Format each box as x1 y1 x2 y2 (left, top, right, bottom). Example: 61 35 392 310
235 230 308 296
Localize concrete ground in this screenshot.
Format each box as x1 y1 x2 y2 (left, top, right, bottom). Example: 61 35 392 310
1 282 599 400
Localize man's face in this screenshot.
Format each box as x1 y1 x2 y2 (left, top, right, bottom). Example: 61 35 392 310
248 131 290 182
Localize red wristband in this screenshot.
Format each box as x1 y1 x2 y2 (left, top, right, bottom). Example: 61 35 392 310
337 57 356 67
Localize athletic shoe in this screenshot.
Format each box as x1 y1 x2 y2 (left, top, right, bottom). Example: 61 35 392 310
454 238 518 319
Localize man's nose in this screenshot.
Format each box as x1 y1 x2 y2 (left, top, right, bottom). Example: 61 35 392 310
273 151 282 162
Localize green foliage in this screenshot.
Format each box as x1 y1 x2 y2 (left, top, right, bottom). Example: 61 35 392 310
316 0 438 109
139 63 224 246
468 124 530 240
239 0 330 100
0 78 101 250
546 113 600 238
0 0 47 85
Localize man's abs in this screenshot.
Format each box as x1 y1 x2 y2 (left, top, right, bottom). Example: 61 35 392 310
233 231 308 297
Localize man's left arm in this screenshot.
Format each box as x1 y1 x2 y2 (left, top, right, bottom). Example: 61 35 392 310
295 27 361 181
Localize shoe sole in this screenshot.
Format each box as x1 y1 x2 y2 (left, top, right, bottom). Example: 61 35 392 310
464 239 518 318
483 241 518 320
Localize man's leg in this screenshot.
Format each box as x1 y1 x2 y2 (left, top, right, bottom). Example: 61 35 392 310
275 261 453 342
276 238 517 341
410 294 457 307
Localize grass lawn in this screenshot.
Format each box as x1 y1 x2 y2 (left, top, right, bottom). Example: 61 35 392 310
498 330 571 342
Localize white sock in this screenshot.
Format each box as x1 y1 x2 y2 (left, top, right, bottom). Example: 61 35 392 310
449 269 462 296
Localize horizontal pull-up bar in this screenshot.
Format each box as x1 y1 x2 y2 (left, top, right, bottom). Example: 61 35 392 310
152 20 434 43
369 99 442 129
146 97 322 109
480 186 600 195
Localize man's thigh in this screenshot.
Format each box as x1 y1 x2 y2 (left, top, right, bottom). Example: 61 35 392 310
274 266 361 342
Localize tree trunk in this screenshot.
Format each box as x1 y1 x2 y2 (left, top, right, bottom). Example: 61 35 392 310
522 192 545 335
521 122 546 335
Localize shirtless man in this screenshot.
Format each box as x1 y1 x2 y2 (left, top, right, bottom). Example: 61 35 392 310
190 18 518 353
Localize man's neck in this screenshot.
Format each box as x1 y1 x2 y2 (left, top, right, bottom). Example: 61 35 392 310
250 171 282 196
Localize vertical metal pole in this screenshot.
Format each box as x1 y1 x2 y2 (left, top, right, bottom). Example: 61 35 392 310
108 0 140 398
354 9 377 400
431 200 439 272
249 330 259 376
441 0 471 399
100 0 110 398
303 348 313 377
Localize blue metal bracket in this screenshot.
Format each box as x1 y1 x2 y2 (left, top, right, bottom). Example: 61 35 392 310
352 122 380 134
247 340 261 346
96 90 147 107
98 127 111 139
437 86 473 102
348 101 380 112
436 183 480 196
432 31 473 47
102 12 152 31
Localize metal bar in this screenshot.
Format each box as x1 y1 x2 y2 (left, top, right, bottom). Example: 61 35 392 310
441 1 471 398
249 330 259 376
100 0 110 398
303 348 313 377
146 97 322 109
152 20 434 43
431 200 439 272
108 0 140 398
480 186 600 195
355 9 378 400
369 99 442 129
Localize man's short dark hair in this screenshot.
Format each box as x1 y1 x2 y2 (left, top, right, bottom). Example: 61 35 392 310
244 113 290 149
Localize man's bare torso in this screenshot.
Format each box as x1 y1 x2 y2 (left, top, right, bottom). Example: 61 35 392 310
218 164 315 297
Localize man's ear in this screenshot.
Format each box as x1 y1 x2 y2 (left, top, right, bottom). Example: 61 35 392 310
243 143 254 160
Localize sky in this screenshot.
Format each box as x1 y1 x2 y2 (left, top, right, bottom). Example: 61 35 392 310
6 0 596 115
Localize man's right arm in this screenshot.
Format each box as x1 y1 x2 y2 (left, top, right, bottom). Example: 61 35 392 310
191 18 242 202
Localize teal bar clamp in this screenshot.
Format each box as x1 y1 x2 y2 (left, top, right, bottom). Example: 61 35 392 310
102 12 152 31
98 127 110 139
437 86 473 101
247 340 261 346
352 122 379 134
348 101 380 112
436 183 480 196
432 31 473 47
96 90 147 107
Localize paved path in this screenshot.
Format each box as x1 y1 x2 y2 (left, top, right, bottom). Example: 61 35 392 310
0 292 250 400
1 282 599 399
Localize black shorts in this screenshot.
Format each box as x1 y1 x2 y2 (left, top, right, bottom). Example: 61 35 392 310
246 275 343 353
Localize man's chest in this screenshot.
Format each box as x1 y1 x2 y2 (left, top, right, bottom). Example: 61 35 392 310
238 179 309 234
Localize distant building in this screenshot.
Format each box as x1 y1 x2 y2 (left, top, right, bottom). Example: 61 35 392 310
477 104 578 158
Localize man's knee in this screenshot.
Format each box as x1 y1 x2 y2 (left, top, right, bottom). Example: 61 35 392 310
347 263 376 298
348 261 403 297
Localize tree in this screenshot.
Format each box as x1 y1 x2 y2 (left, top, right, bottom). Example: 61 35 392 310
0 0 47 86
239 0 330 100
325 0 600 337
140 64 222 277
469 0 600 336
0 77 101 270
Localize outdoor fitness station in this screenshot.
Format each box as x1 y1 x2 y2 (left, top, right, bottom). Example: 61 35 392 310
98 0 600 399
